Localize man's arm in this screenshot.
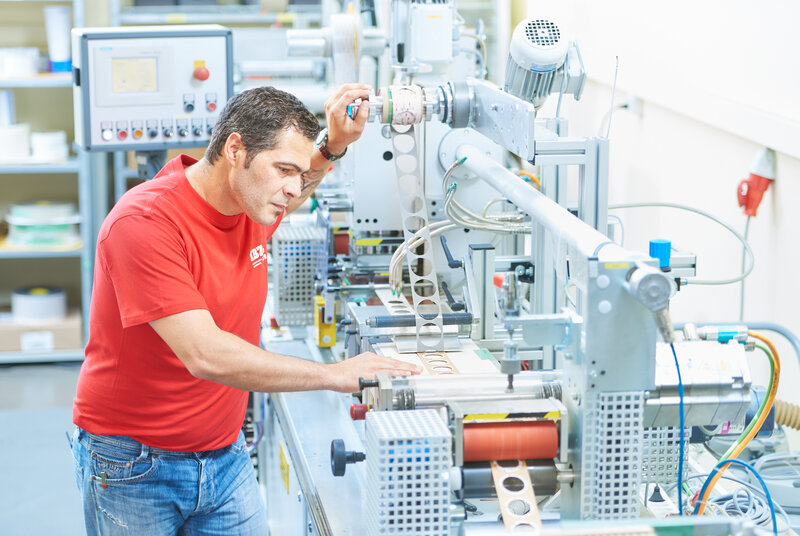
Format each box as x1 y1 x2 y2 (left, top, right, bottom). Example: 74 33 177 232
150 309 419 393
287 83 372 214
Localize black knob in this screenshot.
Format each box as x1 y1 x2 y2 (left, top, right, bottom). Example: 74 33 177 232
147 128 158 138
178 127 189 137
207 125 214 136
163 128 173 138
192 126 203 136
184 102 195 113
330 439 365 477
359 378 379 390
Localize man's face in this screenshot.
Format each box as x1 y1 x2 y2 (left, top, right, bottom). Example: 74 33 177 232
229 128 314 225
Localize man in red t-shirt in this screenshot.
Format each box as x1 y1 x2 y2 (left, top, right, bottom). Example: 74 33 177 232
70 85 419 534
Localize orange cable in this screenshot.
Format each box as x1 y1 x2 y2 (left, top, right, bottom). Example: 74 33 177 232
517 170 541 190
695 332 780 515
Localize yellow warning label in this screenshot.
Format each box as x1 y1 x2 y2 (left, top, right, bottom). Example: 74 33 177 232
355 239 383 246
543 411 562 420
464 413 509 421
279 443 290 494
604 262 630 270
193 59 206 70
166 13 187 23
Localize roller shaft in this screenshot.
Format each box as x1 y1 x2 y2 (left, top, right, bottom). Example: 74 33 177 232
462 460 558 498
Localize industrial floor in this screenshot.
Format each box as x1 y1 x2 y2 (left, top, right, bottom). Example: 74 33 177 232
0 362 84 535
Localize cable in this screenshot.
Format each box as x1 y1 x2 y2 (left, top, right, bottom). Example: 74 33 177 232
460 32 486 79
608 202 754 285
673 321 800 368
694 332 780 515
671 342 685 515
739 216 751 321
693 459 778 536
607 213 625 247
440 157 530 234
481 197 510 218
710 488 777 528
664 472 792 530
516 170 541 190
601 56 620 139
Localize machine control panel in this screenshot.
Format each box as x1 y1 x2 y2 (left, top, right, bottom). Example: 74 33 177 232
72 25 233 152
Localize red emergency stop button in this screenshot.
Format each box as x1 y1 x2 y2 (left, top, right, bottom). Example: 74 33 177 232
194 66 210 81
350 404 368 421
207 101 217 112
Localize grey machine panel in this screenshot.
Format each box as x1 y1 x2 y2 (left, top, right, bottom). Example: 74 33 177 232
72 25 233 152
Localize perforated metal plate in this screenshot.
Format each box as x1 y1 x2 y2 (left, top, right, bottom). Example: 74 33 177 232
365 409 451 535
580 391 645 519
272 225 326 326
641 426 690 483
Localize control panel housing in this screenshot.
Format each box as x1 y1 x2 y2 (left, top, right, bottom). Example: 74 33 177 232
72 25 233 152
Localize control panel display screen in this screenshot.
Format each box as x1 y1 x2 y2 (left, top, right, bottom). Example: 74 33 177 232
112 57 158 93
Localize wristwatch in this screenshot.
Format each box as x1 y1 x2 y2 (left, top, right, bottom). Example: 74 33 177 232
316 128 347 162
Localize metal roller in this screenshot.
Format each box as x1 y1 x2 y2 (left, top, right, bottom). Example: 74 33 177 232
399 372 561 407
366 312 472 328
462 460 558 498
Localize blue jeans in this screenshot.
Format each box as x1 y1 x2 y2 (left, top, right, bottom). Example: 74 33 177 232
69 427 267 535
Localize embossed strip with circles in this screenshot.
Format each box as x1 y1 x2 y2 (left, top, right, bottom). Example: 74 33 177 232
490 460 542 533
391 123 443 351
417 352 459 375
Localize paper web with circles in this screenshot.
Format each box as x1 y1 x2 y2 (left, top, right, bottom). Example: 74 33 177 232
391 124 444 352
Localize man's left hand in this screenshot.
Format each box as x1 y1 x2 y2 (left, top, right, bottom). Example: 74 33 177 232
324 83 372 155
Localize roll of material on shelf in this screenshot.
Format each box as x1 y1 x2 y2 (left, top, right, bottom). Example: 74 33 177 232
11 286 67 323
463 420 558 462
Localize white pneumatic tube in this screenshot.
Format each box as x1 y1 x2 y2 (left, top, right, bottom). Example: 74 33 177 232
455 145 629 261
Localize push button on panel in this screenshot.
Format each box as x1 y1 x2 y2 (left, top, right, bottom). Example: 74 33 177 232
194 66 209 81
205 93 217 112
183 94 196 113
116 121 129 140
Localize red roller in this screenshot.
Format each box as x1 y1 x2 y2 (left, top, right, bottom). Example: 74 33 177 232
463 421 558 462
334 233 350 255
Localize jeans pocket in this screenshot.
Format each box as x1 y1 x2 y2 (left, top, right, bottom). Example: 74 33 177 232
89 447 158 485
226 430 247 454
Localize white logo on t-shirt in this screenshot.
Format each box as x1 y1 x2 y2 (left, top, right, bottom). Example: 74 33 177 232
250 244 266 268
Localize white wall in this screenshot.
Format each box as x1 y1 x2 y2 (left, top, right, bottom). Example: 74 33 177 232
529 0 800 448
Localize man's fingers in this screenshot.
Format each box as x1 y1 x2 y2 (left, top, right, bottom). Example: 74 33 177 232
330 89 372 115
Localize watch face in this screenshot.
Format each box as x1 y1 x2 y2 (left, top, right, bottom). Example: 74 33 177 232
316 128 328 146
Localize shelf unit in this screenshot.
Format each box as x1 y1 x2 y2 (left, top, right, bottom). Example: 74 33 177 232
0 0 91 364
110 1 321 27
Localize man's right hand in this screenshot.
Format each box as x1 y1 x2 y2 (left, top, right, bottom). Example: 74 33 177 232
328 352 422 393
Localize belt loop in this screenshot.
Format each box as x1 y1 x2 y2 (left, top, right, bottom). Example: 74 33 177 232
139 442 150 460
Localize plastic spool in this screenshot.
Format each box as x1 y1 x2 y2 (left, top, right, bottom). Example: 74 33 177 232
382 85 424 125
0 123 30 162
330 13 359 85
392 124 443 351
463 421 559 462
30 131 68 162
6 200 80 247
12 286 67 323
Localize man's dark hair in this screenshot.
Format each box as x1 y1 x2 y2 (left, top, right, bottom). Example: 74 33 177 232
205 86 320 168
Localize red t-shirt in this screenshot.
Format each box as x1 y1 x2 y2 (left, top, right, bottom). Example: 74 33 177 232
73 155 282 451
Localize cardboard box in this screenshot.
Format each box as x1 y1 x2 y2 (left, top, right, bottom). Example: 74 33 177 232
0 310 82 352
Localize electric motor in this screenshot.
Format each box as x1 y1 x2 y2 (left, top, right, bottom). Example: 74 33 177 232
504 18 570 109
